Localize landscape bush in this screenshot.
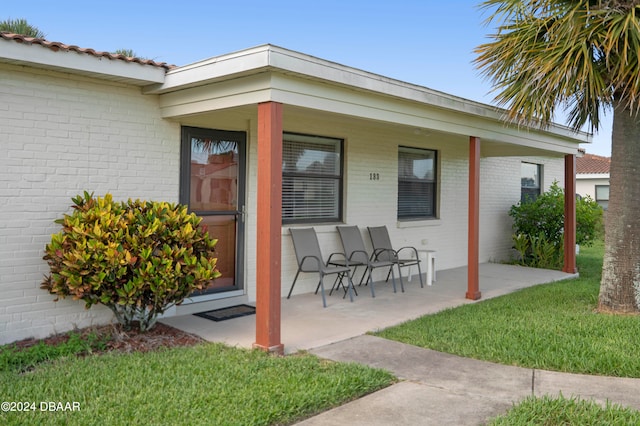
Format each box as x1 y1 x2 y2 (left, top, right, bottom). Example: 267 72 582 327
42 192 220 331
509 181 603 269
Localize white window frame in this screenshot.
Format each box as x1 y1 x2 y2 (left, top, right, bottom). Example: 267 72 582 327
595 184 609 210
282 132 343 224
397 146 438 220
521 162 542 203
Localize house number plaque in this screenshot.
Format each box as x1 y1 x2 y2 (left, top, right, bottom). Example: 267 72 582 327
369 173 380 180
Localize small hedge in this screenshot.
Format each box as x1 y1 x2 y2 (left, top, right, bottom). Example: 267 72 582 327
42 192 220 331
509 181 603 269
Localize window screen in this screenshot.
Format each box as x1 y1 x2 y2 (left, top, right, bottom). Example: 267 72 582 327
398 146 437 219
282 133 342 223
521 162 542 203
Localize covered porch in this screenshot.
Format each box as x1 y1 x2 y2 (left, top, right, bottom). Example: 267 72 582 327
148 45 589 354
162 263 577 354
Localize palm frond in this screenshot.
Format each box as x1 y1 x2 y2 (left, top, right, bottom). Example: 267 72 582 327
475 0 640 132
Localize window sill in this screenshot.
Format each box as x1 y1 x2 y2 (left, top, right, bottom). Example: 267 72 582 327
282 223 344 235
396 219 441 229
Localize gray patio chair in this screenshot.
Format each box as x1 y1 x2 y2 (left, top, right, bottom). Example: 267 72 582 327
287 227 356 308
334 225 399 297
368 226 424 289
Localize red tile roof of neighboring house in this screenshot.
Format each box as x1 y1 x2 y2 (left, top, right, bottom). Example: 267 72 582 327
0 31 174 70
577 153 610 174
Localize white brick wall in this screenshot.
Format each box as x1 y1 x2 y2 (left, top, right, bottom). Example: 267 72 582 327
0 64 179 344
0 61 569 343
273 116 568 297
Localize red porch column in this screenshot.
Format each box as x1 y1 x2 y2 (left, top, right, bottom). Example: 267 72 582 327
253 101 285 354
467 136 482 300
563 154 577 274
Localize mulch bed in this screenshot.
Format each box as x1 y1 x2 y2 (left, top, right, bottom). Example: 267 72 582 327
10 322 205 355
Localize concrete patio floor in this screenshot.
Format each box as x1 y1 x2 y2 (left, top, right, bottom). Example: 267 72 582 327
162 263 577 354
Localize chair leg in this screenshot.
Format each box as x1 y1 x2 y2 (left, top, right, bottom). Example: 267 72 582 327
340 272 358 296
394 265 404 293
287 269 302 299
329 274 341 296
367 267 376 298
318 275 328 308
360 268 371 287
416 262 424 288
389 266 398 293
342 271 358 298
345 274 356 303
396 264 405 293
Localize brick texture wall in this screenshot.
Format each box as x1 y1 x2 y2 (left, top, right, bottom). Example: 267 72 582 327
0 62 568 343
0 64 179 344
274 116 567 296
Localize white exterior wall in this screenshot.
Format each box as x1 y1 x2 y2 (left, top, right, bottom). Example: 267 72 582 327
0 64 179 344
0 62 569 343
577 175 610 199
479 155 564 263
273 115 567 297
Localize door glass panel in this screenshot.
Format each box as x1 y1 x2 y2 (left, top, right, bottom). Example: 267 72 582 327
190 138 238 212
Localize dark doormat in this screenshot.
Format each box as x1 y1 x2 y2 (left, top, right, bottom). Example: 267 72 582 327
193 304 256 322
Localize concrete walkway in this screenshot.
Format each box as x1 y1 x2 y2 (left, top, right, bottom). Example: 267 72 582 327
162 263 640 424
300 335 640 425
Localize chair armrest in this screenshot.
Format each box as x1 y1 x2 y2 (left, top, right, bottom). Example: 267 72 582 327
372 247 398 262
327 252 350 268
299 254 323 271
347 250 369 264
396 246 419 259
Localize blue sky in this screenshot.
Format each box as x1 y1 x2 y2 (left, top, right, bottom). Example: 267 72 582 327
6 0 612 156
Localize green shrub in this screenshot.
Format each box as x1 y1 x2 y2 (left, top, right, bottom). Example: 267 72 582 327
42 192 221 331
509 181 603 268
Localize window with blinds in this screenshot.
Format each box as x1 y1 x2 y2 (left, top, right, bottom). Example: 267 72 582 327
521 162 542 203
397 146 437 220
282 133 343 223
595 185 609 210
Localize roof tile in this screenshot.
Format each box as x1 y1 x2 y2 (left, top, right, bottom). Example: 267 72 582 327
0 31 174 70
577 153 610 174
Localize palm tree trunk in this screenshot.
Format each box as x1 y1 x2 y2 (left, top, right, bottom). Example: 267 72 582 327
598 100 640 313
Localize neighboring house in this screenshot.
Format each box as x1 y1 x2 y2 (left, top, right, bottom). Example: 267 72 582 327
576 153 610 210
0 33 589 350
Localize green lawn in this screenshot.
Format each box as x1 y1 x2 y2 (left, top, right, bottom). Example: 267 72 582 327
489 395 640 425
377 240 640 423
0 343 394 425
4 240 638 425
376 240 640 378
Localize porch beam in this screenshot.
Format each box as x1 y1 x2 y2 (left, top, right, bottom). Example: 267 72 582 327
563 154 577 273
467 136 482 300
253 101 285 355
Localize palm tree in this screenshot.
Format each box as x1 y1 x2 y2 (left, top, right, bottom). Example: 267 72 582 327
113 49 138 58
475 0 640 313
0 18 45 38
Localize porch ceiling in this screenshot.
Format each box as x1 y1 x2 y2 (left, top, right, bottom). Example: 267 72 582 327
149 44 590 157
169 103 578 158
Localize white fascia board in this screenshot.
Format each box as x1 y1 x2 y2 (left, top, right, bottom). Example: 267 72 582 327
268 74 584 154
146 45 272 93
0 38 166 85
157 73 272 117
577 173 610 179
264 46 590 145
